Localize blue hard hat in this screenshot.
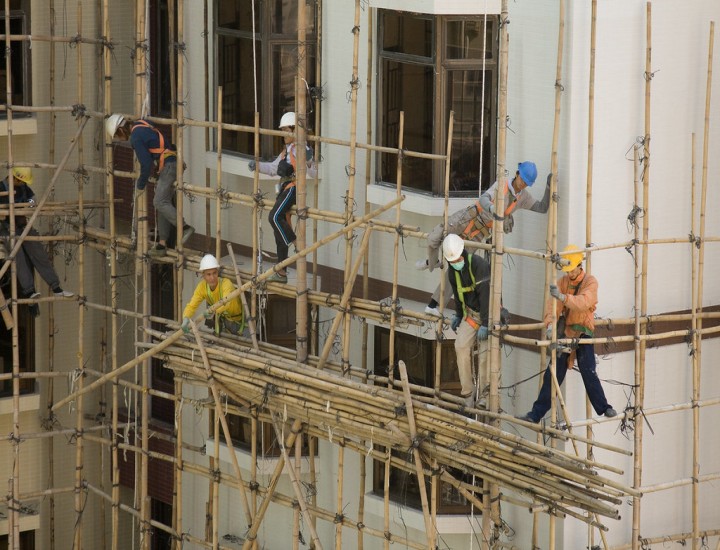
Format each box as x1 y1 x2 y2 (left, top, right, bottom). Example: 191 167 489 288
517 161 537 186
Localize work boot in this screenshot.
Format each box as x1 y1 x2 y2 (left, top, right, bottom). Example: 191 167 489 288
462 393 475 409
27 290 41 300
148 244 167 258
52 286 74 298
181 224 195 245
604 407 618 418
268 272 288 283
415 259 429 271
516 412 538 424
424 306 440 316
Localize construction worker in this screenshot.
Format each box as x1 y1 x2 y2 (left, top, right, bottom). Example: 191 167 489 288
0 167 74 316
181 254 245 336
248 111 316 283
517 245 617 423
105 114 195 257
419 161 551 315
443 234 491 409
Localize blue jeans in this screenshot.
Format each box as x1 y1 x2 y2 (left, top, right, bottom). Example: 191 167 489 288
528 336 610 422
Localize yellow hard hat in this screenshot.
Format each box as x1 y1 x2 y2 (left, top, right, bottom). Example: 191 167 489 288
12 167 33 185
561 244 584 272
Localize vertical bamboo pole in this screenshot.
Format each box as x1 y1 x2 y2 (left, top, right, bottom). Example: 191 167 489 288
212 415 220 548
215 88 223 259
174 376 184 550
175 0 186 315
692 21 714 550
296 0 309 364
293 433 300 550
382 447 391 550
483 0 510 545
632 5 652 549
203 0 212 248
73 4 87 549
334 441 345 550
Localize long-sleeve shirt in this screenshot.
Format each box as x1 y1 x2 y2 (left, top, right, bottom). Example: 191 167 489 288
478 175 552 225
257 143 317 179
448 251 491 325
183 277 243 322
0 178 35 226
129 120 176 190
543 269 598 337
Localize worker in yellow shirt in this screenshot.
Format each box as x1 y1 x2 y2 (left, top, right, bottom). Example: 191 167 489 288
181 254 244 335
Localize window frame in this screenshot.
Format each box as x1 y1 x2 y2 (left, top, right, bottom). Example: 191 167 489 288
0 2 32 116
376 10 498 198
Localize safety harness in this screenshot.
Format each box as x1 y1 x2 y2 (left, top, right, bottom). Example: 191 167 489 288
453 253 484 329
461 181 519 241
131 120 176 172
205 278 245 334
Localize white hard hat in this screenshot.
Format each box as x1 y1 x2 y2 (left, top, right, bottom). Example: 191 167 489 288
278 112 296 129
105 114 125 139
442 234 465 261
199 254 220 272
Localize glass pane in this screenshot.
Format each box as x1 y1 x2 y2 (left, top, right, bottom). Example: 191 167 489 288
271 0 316 35
217 0 257 33
218 34 261 154
381 10 432 58
380 59 434 192
447 69 494 193
0 15 26 107
271 44 316 149
446 19 494 60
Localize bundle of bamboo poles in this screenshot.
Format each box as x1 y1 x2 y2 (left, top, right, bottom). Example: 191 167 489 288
148 328 637 528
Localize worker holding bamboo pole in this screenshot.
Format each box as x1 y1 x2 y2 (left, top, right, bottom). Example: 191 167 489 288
419 162 551 315
248 111 317 283
105 114 195 257
441 234 493 409
180 254 245 336
0 167 74 316
518 245 617 423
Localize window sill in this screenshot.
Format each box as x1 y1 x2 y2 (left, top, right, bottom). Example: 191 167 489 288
363 492 479 533
0 116 37 136
371 0 499 14
206 437 315 474
0 392 40 415
367 183 478 217
205 150 321 183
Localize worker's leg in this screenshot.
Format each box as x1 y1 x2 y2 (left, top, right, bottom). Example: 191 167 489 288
14 245 37 295
153 161 181 243
20 228 60 291
454 320 477 397
576 340 611 415
268 186 296 267
527 353 569 422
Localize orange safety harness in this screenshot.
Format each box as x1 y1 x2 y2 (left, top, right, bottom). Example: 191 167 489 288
131 120 176 172
453 253 484 329
461 180 519 241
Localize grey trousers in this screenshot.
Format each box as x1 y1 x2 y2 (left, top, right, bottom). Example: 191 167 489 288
153 161 184 243
455 321 489 397
1 226 60 295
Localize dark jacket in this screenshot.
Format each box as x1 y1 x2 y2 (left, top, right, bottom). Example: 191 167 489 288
447 250 490 325
0 177 35 227
129 120 176 190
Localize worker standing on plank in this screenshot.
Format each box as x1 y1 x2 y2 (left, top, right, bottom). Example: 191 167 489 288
517 245 617 423
181 254 245 336
443 234 492 409
420 161 551 315
0 167 74 317
248 111 317 283
106 114 195 257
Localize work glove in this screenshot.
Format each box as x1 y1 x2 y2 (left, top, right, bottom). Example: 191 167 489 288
204 309 214 319
248 160 256 172
451 314 463 332
503 213 514 234
476 326 489 340
27 198 35 208
549 284 566 302
181 317 191 334
546 324 553 340
500 307 510 326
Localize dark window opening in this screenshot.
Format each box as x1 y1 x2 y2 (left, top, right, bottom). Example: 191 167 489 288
0 279 35 397
0 1 32 115
151 263 176 424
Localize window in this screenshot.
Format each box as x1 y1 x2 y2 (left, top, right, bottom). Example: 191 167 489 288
222 296 315 457
0 0 31 115
0 281 35 397
150 499 172 550
378 11 498 196
150 0 176 118
0 531 35 549
371 326 479 514
215 0 317 155
151 263 176 424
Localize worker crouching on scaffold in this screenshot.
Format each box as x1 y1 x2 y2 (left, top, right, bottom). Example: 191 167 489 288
419 161 551 316
180 254 245 336
248 111 317 283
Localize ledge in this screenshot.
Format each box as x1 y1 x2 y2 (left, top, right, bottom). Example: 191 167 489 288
367 183 477 217
372 0 500 15
0 393 40 415
0 116 37 136
206 438 315 475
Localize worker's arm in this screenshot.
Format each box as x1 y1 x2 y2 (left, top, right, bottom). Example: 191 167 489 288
182 282 206 320
527 173 552 214
472 256 492 326
129 133 155 190
478 180 498 213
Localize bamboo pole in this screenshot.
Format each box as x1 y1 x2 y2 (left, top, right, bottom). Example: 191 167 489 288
398 361 435 549
296 0 309 365
226 243 259 350
215 88 223 259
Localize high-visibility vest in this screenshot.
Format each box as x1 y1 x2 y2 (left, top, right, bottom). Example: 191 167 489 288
131 120 176 172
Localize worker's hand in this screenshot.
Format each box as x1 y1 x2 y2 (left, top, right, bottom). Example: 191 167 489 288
181 317 191 334
27 198 35 208
248 160 256 172
451 314 463 332
500 307 510 326
476 326 489 340
546 324 553 340
503 213 514 233
549 284 565 302
203 309 214 319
